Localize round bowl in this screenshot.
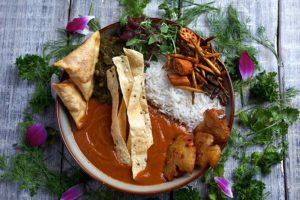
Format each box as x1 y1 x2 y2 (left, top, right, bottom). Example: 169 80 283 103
56 18 235 194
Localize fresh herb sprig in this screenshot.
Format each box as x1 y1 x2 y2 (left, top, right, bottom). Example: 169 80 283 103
119 0 150 25
123 18 179 59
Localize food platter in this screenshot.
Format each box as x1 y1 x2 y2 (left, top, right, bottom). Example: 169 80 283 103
56 18 234 194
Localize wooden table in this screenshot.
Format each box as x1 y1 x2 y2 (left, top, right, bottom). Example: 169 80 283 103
0 0 299 199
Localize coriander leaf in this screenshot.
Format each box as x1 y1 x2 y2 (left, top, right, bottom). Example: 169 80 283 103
250 71 279 102
251 145 283 175
160 23 169 33
158 1 179 20
148 35 159 45
126 38 143 46
175 186 201 200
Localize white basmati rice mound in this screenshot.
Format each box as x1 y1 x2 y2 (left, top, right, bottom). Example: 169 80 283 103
145 60 224 132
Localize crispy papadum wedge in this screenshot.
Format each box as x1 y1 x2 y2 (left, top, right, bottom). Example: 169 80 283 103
106 67 131 166
127 75 152 179
52 80 86 129
54 31 100 101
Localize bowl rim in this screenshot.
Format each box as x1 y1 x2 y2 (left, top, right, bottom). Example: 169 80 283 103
56 18 235 195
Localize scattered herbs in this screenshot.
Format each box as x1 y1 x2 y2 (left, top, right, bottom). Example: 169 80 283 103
250 71 279 102
122 18 179 59
175 186 201 200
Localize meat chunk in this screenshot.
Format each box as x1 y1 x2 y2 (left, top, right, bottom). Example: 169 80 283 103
194 131 221 170
195 109 230 144
163 133 196 181
173 58 193 76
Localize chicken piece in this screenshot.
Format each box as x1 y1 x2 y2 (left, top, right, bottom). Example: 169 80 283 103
194 131 221 170
195 109 230 144
167 73 191 86
163 133 196 181
173 58 193 76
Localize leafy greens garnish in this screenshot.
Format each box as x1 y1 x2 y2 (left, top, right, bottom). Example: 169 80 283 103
175 186 201 200
119 0 150 25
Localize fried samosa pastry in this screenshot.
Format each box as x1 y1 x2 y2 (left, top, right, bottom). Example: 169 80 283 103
54 31 100 101
163 133 196 181
52 80 87 129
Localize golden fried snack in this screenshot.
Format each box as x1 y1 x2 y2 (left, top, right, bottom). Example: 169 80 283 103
195 109 230 144
194 131 221 170
163 133 196 181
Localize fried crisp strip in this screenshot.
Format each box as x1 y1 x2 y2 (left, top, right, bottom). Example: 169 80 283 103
52 80 86 129
127 75 152 179
54 31 100 101
106 67 131 166
113 55 133 107
124 48 153 149
118 98 127 141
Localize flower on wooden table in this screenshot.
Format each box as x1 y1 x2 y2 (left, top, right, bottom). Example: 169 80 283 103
25 123 48 147
214 176 233 198
239 51 255 81
66 15 95 35
60 184 85 200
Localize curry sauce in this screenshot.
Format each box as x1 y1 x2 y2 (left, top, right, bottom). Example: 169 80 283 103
73 99 188 185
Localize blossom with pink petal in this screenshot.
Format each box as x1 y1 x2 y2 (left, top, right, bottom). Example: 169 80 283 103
239 51 255 81
60 184 85 200
66 16 95 35
214 176 233 198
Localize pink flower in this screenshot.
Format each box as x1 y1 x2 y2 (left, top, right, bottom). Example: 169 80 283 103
214 176 233 198
66 16 95 35
239 51 255 81
60 184 85 200
25 124 48 147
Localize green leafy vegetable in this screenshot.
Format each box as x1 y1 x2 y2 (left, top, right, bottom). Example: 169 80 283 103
175 186 201 200
233 162 270 200
119 0 150 25
250 71 279 102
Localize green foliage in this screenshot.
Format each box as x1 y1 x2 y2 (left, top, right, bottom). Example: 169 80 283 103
125 19 179 57
207 5 259 90
178 1 218 26
16 55 60 114
238 105 299 145
233 162 270 200
119 0 150 25
175 186 201 200
250 71 279 102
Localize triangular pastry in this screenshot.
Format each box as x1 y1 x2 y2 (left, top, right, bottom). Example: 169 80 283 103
54 31 100 101
52 80 87 129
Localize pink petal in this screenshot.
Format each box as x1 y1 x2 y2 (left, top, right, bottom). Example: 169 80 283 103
214 176 233 198
25 124 48 147
66 16 95 35
239 51 255 81
60 184 85 200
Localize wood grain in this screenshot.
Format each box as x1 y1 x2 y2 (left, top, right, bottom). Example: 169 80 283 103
0 0 69 199
279 0 300 199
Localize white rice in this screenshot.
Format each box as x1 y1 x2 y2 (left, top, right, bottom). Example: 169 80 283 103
145 60 224 132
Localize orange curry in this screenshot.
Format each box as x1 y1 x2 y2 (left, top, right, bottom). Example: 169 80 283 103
73 99 188 185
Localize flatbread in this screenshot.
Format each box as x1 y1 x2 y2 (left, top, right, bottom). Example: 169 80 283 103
118 98 127 141
106 67 131 166
127 75 152 178
52 80 86 129
113 55 133 107
54 31 100 101
124 48 153 151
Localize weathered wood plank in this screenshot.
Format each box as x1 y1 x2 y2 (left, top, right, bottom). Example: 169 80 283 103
184 1 285 199
279 0 300 199
0 0 70 199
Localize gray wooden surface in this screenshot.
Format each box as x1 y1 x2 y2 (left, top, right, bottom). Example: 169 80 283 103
0 0 299 199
